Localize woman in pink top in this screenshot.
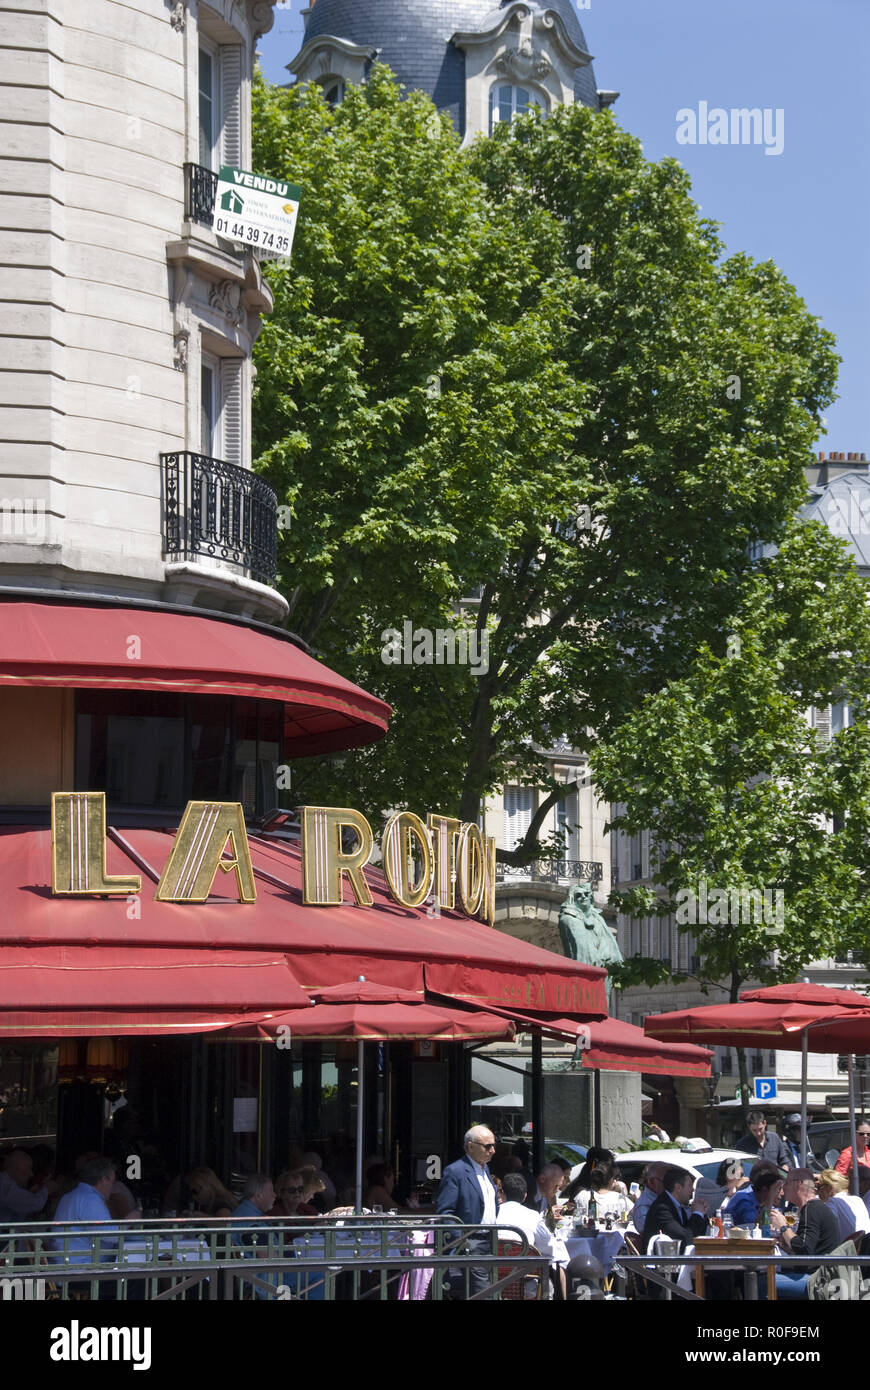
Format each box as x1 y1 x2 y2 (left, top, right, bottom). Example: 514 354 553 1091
835 1120 870 1176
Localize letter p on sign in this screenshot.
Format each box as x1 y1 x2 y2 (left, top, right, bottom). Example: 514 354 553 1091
754 1077 777 1101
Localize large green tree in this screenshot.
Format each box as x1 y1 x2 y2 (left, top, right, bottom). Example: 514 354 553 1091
252 70 839 842
591 519 870 1102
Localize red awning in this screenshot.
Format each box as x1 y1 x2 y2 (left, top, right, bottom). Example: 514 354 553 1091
0 946 307 1010
476 1005 713 1077
0 1009 273 1037
0 827 608 1032
0 600 391 754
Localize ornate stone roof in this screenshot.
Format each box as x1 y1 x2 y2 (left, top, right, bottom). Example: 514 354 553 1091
295 1 600 129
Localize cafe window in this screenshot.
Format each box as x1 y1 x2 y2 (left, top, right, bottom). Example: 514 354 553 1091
0 1045 58 1142
75 691 284 820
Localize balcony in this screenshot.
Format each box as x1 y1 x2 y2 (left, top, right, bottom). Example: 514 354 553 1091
161 451 278 587
185 162 218 227
495 859 603 886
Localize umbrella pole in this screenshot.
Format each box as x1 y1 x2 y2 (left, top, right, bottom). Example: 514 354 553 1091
800 1031 809 1165
848 1056 859 1196
355 1039 365 1214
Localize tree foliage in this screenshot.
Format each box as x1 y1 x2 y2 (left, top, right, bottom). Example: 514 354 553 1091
252 69 840 842
592 518 870 999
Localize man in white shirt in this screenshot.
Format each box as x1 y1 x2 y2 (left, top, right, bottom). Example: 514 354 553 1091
0 1148 55 1219
498 1171 568 1298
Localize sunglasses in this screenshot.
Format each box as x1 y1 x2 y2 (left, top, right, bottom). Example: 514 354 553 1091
282 1186 304 1195
474 1141 496 1150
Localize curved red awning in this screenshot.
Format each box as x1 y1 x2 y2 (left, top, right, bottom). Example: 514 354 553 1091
477 1006 713 1077
0 946 307 1011
0 826 608 1029
0 600 391 754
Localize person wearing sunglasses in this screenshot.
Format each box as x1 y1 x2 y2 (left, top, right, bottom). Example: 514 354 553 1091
435 1125 500 1299
271 1169 316 1217
835 1120 870 1178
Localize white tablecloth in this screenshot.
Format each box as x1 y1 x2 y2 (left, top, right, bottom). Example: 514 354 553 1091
117 1238 211 1265
564 1231 625 1274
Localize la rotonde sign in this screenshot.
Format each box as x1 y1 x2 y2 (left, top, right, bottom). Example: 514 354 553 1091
49 794 496 927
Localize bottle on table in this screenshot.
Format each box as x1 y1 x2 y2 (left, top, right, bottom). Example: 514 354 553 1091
587 1194 598 1225
713 1206 724 1238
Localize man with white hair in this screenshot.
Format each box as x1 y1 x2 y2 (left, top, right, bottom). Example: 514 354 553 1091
435 1125 499 1299
0 1147 55 1218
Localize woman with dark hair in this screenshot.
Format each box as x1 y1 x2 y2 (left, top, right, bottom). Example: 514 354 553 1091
563 1147 614 1202
584 1164 630 1221
716 1158 748 1204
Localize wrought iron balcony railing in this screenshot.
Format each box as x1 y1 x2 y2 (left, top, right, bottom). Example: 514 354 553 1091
495 859 603 885
161 451 278 586
184 162 218 227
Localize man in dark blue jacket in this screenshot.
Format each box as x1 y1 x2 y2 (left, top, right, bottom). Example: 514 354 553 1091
435 1125 499 1299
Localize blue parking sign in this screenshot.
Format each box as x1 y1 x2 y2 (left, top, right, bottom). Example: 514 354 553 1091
754 1077 777 1101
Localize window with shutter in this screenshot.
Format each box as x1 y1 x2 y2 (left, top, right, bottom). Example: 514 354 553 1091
200 356 218 456
198 41 218 169
219 45 242 169
502 786 534 851
630 831 643 881
556 789 579 858
220 358 243 467
812 705 832 744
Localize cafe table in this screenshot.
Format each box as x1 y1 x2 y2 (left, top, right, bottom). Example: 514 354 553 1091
680 1236 779 1301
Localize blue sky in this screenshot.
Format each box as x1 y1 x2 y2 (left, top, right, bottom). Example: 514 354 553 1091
260 0 869 452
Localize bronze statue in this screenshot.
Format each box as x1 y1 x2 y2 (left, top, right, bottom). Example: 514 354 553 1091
558 882 623 1001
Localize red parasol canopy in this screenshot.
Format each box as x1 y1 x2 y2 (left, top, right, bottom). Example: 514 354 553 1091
644 992 870 1054
232 978 515 1042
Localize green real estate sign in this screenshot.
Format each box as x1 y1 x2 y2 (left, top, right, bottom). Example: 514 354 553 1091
213 166 302 260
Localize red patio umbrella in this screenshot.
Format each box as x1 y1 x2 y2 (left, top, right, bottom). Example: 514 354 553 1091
645 984 870 1187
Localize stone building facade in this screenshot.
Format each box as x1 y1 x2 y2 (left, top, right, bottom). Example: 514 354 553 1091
1 0 285 624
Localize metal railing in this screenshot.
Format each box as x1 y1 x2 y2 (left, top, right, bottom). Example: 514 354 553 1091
496 859 603 885
161 450 278 586
617 1250 870 1302
184 162 218 227
0 1217 549 1302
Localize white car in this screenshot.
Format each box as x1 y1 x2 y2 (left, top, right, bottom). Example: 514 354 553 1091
611 1144 761 1212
